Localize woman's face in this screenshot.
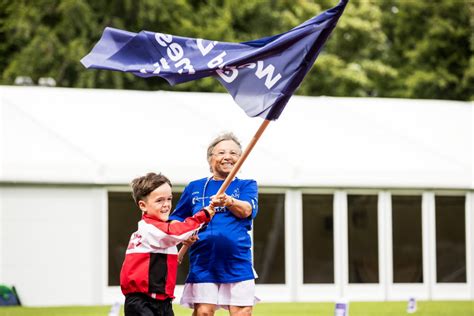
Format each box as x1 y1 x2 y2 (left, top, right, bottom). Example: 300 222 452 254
209 140 241 180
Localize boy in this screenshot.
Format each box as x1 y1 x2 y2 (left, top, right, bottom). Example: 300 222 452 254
120 172 214 316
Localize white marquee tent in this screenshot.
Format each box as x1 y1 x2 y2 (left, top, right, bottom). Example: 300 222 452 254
1 86 471 188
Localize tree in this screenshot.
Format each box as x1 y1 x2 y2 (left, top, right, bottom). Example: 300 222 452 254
1 0 472 101
379 0 473 100
300 0 398 97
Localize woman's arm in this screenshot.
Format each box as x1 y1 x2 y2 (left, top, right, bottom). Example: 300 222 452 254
211 194 252 218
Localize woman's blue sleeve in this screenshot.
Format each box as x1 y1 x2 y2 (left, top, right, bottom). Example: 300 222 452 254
170 184 192 221
241 179 259 219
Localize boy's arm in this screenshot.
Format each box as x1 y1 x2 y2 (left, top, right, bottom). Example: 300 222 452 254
167 208 213 236
147 208 214 249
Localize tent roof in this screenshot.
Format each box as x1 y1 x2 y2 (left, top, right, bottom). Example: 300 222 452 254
1 85 472 189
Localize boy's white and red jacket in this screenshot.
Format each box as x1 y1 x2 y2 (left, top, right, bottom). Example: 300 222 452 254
120 209 210 300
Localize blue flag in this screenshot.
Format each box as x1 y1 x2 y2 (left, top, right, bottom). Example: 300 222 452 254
81 0 348 120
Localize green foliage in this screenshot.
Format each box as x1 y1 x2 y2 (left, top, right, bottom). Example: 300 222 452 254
0 0 472 100
379 0 472 100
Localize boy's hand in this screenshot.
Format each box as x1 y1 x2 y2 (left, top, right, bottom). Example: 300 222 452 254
205 205 216 219
182 235 199 247
178 235 199 265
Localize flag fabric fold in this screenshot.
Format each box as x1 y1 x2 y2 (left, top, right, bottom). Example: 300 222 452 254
81 0 348 120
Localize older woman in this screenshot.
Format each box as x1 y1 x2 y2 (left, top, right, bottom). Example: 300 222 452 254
170 132 259 316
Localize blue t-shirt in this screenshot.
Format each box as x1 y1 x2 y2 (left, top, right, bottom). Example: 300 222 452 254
170 177 258 283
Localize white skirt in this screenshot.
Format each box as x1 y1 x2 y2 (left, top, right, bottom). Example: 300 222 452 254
179 279 260 310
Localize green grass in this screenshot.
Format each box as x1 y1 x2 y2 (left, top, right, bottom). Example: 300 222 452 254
0 301 472 316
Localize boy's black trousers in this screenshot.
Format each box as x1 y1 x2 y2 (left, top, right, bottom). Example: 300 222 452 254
124 293 174 316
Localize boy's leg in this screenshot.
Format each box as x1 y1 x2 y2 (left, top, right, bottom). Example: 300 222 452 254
124 293 155 316
157 298 174 316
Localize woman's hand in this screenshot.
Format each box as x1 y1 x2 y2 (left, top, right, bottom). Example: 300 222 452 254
210 193 234 208
210 194 251 218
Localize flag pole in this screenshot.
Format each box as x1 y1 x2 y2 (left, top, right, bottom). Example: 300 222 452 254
178 119 271 263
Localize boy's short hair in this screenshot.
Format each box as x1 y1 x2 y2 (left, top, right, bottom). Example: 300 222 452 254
131 172 172 206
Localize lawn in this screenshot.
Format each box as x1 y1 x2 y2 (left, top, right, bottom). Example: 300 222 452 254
0 301 472 316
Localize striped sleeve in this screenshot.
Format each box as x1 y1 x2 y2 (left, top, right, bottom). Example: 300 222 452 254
145 210 210 249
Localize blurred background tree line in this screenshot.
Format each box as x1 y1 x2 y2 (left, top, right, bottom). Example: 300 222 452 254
0 0 472 100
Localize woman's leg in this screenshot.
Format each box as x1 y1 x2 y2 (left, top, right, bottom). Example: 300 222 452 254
194 303 217 316
229 305 253 316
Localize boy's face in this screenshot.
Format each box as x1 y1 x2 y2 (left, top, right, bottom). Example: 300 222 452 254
138 183 172 221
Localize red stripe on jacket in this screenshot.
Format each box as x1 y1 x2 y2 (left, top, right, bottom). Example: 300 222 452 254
120 210 209 299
